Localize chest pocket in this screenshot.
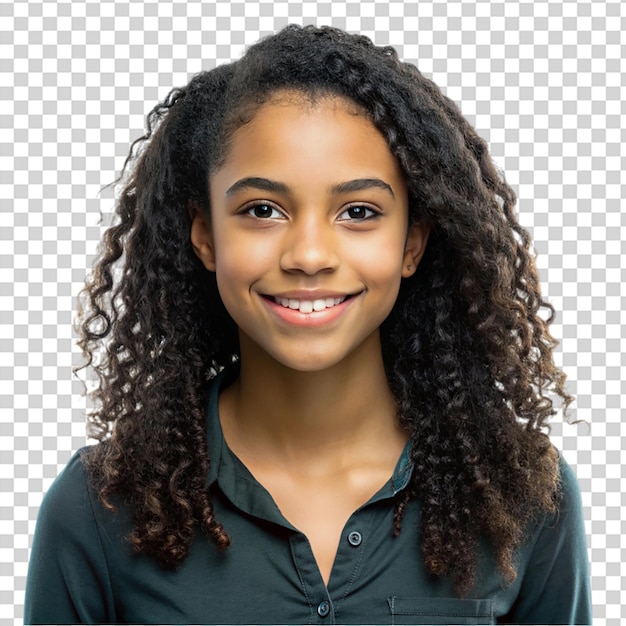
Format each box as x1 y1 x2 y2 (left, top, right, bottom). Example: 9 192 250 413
388 596 494 625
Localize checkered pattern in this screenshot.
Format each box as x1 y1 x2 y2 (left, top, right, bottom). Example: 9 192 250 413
2 0 624 623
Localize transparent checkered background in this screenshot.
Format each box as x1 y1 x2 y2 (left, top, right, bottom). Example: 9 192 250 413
1 0 624 623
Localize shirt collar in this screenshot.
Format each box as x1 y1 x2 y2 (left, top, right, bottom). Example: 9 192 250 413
390 438 413 495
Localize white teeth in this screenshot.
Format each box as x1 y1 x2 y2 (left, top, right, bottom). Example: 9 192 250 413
274 296 347 313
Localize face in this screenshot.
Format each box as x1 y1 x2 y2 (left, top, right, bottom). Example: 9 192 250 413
192 92 429 372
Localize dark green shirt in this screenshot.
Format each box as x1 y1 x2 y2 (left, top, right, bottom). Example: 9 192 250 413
25 369 592 624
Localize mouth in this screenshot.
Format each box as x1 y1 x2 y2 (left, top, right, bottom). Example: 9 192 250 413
259 291 361 327
272 295 348 314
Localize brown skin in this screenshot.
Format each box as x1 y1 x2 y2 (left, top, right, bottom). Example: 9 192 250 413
191 92 429 585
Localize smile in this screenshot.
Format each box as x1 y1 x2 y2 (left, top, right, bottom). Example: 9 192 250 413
273 296 346 314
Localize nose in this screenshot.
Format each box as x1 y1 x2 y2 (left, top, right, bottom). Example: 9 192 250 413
279 214 340 275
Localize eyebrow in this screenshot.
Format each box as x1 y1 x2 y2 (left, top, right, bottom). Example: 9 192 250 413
224 176 395 199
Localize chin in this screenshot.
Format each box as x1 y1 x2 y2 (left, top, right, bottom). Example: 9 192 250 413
276 358 341 374
267 349 347 374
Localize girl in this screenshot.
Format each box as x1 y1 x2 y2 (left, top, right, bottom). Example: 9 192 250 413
24 25 591 625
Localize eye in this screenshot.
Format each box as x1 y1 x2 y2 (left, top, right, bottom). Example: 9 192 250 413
338 205 378 221
245 203 285 219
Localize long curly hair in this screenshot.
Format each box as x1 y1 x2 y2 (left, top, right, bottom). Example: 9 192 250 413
77 24 572 594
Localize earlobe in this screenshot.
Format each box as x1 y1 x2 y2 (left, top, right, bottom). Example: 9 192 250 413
190 209 217 272
402 221 430 278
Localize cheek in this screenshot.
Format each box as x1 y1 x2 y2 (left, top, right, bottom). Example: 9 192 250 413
214 225 278 269
214 257 253 306
355 230 408 285
369 262 404 308
213 230 268 283
363 235 409 317
211 235 275 323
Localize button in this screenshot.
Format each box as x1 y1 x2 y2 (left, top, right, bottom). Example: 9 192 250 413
317 601 330 617
347 531 362 546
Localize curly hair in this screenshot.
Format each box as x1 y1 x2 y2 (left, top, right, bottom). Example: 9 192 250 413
77 24 572 595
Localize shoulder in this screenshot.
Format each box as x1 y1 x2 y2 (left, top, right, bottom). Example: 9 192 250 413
523 450 587 551
558 450 586 514
521 449 589 583
35 446 101 536
26 446 120 624
548 451 586 537
30 444 126 575
40 446 92 500
500 449 592 624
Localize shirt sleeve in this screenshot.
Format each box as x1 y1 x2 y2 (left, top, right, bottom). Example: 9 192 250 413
502 454 593 625
24 448 117 625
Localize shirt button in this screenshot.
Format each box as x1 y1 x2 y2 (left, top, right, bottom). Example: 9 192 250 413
317 601 331 617
348 530 362 546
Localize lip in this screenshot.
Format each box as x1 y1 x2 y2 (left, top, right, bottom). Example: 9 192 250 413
259 291 361 327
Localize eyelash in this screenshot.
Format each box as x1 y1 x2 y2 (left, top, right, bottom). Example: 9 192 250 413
242 202 379 221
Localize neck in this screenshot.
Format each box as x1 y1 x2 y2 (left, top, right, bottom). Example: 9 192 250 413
219 332 407 472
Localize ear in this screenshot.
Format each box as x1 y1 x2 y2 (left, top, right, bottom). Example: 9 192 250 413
189 204 216 272
401 220 430 278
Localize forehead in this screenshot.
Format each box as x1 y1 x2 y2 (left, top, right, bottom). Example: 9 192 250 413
213 90 405 185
